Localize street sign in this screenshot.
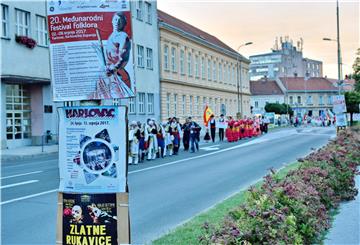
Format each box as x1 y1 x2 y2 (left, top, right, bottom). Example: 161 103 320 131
47 0 135 101
58 106 127 193
332 95 347 114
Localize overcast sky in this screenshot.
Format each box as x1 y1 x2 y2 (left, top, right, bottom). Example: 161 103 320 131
157 0 359 79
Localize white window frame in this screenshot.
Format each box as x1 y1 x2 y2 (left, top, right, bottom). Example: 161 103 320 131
164 45 169 70
207 59 211 81
15 8 30 36
196 96 200 115
137 45 144 68
166 93 170 117
195 55 199 78
1 4 9 38
147 93 154 114
36 15 48 46
171 47 177 72
307 95 313 105
136 0 143 21
138 92 145 114
201 57 205 79
187 52 192 76
180 50 185 75
145 1 152 24
182 95 186 115
174 94 178 117
219 63 222 82
129 97 136 114
146 47 153 69
319 95 323 105
213 61 217 81
189 95 193 115
328 95 332 105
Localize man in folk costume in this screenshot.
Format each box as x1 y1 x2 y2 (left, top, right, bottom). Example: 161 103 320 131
156 121 166 158
218 114 226 141
137 121 146 162
254 116 261 136
163 121 173 157
239 119 245 139
145 119 158 160
188 117 201 153
128 121 140 165
182 118 191 151
208 114 216 142
170 117 180 155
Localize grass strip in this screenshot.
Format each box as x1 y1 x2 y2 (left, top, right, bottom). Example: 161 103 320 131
152 162 301 245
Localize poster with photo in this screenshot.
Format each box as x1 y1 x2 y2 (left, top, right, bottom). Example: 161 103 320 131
62 193 117 245
333 95 347 114
47 0 135 101
58 106 127 193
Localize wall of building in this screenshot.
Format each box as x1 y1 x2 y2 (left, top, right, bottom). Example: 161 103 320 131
159 27 251 122
250 95 285 114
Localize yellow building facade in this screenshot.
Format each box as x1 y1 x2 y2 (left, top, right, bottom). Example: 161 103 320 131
158 11 251 123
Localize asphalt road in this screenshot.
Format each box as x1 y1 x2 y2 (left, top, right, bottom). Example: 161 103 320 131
1 127 336 245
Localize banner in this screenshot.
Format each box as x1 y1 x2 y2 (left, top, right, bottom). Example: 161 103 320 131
63 193 117 245
58 106 127 193
332 95 347 114
336 113 347 127
47 0 135 101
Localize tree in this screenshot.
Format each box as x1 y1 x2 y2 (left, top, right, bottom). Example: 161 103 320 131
352 48 360 92
345 91 360 125
264 103 293 116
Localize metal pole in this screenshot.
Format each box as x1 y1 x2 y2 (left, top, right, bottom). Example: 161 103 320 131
240 61 243 117
237 56 240 115
336 0 342 95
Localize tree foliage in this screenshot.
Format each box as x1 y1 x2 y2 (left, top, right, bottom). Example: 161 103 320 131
345 91 360 125
352 48 360 92
265 103 293 115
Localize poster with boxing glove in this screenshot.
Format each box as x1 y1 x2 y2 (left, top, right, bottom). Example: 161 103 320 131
47 0 135 101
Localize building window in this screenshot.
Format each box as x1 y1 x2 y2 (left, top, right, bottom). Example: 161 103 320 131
15 9 30 36
1 4 9 38
297 96 302 104
174 94 178 116
147 93 154 114
182 95 186 115
319 95 323 105
196 96 200 115
166 93 170 117
255 101 259 108
138 92 145 114
129 97 135 114
145 2 152 24
137 45 144 67
227 66 231 84
289 96 293 104
207 60 211 80
6 85 31 140
136 0 143 21
328 95 332 105
215 98 218 114
195 55 199 78
213 61 217 81
171 47 177 72
219 63 222 82
164 45 169 70
36 15 48 46
146 47 153 69
307 95 312 105
189 95 193 116
187 52 192 76
180 50 185 75
201 57 205 79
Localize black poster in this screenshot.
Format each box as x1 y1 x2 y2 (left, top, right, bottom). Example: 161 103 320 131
63 193 117 245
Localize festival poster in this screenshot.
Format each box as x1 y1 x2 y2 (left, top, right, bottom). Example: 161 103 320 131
62 193 117 245
332 95 347 114
58 106 127 193
47 0 135 101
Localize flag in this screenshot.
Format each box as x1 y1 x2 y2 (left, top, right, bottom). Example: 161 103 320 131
203 105 214 126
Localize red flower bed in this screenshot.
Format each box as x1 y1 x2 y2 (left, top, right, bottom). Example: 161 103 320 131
199 128 360 245
15 35 37 49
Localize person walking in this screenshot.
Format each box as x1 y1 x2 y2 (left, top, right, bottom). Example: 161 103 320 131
218 114 226 141
189 117 201 153
182 118 191 151
208 114 216 142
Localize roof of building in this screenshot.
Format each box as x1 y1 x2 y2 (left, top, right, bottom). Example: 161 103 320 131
278 77 337 91
250 79 284 95
327 78 355 92
158 10 245 60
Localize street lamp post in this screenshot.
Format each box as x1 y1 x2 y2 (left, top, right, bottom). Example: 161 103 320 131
323 0 342 95
236 42 253 118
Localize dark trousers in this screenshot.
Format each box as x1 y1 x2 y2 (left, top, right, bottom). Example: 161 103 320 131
190 134 199 152
219 128 224 141
210 127 216 142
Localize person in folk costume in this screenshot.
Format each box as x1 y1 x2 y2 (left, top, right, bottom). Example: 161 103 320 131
188 117 201 153
145 119 158 160
156 121 166 158
208 114 216 142
163 121 172 156
218 114 226 141
248 118 254 138
182 118 191 151
128 121 140 165
137 121 146 162
239 119 245 139
234 120 240 142
170 117 180 155
254 116 261 136
260 116 265 134
225 119 234 142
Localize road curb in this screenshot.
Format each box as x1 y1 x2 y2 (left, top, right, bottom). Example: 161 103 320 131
1 151 58 162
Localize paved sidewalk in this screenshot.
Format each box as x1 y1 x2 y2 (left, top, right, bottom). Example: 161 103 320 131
1 145 59 161
324 169 360 245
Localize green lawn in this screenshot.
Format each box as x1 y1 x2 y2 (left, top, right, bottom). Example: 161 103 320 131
152 162 301 245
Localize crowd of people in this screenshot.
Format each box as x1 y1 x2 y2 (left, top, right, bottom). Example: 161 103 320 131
128 115 270 165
